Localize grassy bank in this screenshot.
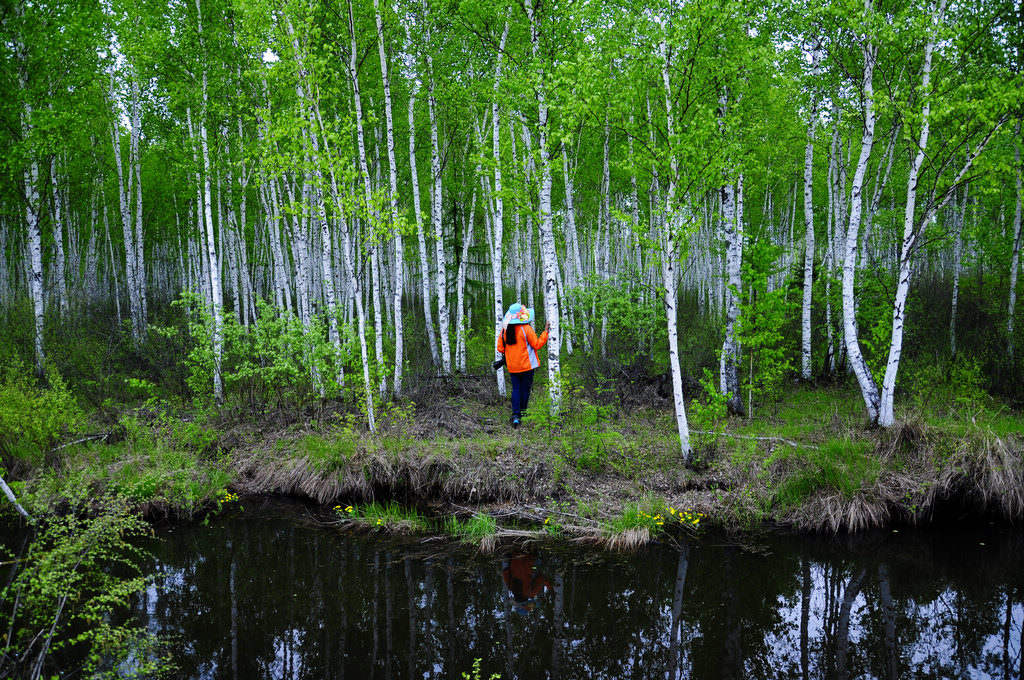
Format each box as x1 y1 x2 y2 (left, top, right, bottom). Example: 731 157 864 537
5 370 1022 547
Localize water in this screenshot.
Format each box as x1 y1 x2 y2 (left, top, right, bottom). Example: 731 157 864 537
136 500 1024 679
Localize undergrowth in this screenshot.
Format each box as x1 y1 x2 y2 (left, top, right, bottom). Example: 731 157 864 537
770 439 880 511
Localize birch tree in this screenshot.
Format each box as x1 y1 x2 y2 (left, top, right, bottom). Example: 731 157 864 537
801 41 822 380
525 0 562 413
659 34 692 461
374 0 406 395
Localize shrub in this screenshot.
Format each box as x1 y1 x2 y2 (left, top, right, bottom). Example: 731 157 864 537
0 361 83 467
0 497 171 678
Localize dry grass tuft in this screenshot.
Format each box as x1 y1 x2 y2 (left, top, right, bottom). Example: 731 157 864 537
596 527 652 551
931 435 1024 517
231 443 551 507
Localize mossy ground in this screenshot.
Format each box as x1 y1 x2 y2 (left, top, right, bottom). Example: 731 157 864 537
7 377 1023 548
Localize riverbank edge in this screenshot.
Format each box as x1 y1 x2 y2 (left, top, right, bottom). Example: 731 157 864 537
12 410 1023 548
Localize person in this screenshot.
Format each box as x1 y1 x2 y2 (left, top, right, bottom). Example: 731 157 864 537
496 303 549 427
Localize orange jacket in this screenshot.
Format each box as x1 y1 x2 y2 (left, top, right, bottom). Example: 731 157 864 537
497 324 549 373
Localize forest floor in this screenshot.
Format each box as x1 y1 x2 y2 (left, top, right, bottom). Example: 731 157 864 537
12 377 1024 547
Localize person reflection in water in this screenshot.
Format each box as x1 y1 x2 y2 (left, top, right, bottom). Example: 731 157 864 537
502 554 552 614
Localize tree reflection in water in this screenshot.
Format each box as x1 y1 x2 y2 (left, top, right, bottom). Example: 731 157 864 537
136 504 1024 679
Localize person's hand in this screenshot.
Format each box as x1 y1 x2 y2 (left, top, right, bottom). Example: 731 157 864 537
544 321 550 333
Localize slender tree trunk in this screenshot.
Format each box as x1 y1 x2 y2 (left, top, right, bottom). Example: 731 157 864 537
950 186 968 357
841 16 881 422
111 92 144 344
375 0 405 395
347 0 387 399
48 154 68 319
130 77 146 328
660 37 692 460
425 33 452 375
490 23 509 396
801 43 821 380
195 0 224 403
718 92 743 414
1008 122 1023 361
878 3 944 426
23 118 44 374
600 117 611 357
407 84 440 369
526 0 561 413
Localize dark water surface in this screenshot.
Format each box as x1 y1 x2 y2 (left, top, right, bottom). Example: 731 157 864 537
136 500 1024 679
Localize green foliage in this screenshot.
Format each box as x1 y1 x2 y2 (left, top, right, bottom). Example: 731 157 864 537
24 417 233 517
856 273 896 385
298 432 359 472
0 360 83 467
564 277 666 374
176 294 371 415
737 238 797 414
607 497 668 536
771 439 880 510
0 497 171 679
461 658 500 680
336 501 428 532
689 368 729 455
902 355 989 415
443 513 498 543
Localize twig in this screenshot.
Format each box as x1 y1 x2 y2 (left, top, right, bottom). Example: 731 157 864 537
691 429 817 449
50 433 109 453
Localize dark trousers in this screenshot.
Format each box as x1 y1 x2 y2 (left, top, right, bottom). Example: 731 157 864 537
509 369 535 419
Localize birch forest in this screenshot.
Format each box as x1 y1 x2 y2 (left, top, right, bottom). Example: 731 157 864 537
2 0 1023 459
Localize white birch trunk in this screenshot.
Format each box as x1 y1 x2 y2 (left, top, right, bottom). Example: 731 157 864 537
346 0 386 397
600 118 611 357
111 86 144 344
130 77 146 327
950 186 967 357
22 89 45 374
1009 123 1023 361
425 38 452 375
841 19 881 422
659 37 692 460
490 24 509 396
196 0 223 403
48 153 68 319
526 0 561 413
801 44 821 380
375 0 405 395
878 0 947 426
407 84 440 369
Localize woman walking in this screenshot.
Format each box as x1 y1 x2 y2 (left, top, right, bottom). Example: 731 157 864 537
496 303 549 427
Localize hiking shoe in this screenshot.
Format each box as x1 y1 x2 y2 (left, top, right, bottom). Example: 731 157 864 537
512 418 521 428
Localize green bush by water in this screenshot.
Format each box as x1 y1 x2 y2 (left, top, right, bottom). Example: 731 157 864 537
0 360 83 467
0 496 172 678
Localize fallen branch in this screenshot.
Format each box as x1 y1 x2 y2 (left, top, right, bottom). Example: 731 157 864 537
0 473 30 520
691 430 817 450
51 433 109 453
